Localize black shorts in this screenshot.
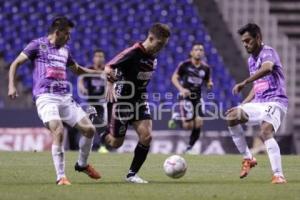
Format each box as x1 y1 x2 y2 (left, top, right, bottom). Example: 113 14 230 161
106 100 151 138
179 97 204 122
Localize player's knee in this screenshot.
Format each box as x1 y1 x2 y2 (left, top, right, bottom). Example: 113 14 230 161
182 121 193 129
259 123 274 141
51 125 64 143
182 123 189 129
110 139 124 148
141 134 152 145
194 118 203 128
84 125 96 138
226 111 240 127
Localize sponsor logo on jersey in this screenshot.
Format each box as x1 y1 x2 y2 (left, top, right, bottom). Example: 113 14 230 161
187 76 203 84
137 71 154 80
59 48 68 57
254 80 269 94
40 44 48 52
140 59 153 67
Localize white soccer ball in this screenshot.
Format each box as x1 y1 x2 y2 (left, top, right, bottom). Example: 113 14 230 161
163 155 187 179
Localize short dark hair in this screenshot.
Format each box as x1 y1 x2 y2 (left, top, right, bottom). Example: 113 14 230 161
48 16 75 34
238 23 262 39
192 43 204 48
94 49 104 54
149 23 171 38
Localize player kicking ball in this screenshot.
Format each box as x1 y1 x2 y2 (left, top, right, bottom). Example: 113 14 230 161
226 23 288 184
103 23 171 183
8 16 103 185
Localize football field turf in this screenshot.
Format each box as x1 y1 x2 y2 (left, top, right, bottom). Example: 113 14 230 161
0 152 299 200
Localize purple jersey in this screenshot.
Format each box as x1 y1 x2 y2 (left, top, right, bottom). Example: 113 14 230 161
248 45 288 108
22 36 75 98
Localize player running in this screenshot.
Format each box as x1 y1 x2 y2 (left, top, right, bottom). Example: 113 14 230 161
226 23 288 184
8 16 103 185
78 49 109 153
103 23 171 183
171 44 213 153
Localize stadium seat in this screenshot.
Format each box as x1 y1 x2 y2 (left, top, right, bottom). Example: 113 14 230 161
0 0 241 110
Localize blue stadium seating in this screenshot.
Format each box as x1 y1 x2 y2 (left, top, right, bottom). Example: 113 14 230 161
0 0 242 110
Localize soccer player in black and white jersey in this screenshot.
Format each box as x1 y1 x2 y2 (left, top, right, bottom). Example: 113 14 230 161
78 49 109 152
171 44 213 153
103 23 171 183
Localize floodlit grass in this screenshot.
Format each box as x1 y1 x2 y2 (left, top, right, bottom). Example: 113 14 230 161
0 152 299 200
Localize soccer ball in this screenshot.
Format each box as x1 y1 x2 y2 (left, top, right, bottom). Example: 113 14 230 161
163 155 187 179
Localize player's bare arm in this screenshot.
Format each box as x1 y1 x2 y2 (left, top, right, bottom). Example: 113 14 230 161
8 53 29 99
171 70 191 97
226 87 255 115
78 76 88 95
104 65 117 102
242 87 255 104
206 78 213 90
70 63 104 96
69 63 103 75
232 61 274 95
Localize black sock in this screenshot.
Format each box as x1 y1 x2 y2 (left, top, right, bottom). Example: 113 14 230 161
127 142 150 178
189 128 201 147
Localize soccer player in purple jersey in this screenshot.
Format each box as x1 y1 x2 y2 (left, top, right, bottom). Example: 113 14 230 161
8 16 103 185
104 23 170 183
226 23 288 184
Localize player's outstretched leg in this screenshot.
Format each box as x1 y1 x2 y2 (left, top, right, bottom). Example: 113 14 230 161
226 108 257 179
74 117 101 180
260 122 286 184
125 120 152 184
48 120 71 185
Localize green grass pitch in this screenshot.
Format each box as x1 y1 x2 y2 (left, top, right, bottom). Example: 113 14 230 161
0 152 299 200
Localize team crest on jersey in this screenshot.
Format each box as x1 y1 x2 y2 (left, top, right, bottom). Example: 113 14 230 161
137 71 153 80
198 70 205 77
59 48 68 57
40 44 48 52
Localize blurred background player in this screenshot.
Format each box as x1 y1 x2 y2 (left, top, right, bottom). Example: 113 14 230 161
171 44 213 153
226 23 288 184
0 52 9 108
103 23 171 183
7 16 102 185
78 49 109 153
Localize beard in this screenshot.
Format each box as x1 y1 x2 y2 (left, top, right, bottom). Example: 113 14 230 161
192 56 201 60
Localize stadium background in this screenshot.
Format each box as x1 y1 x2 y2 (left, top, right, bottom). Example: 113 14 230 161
0 0 299 154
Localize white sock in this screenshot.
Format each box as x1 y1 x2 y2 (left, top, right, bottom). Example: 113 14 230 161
229 125 252 159
264 138 283 177
51 145 65 181
78 136 93 167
